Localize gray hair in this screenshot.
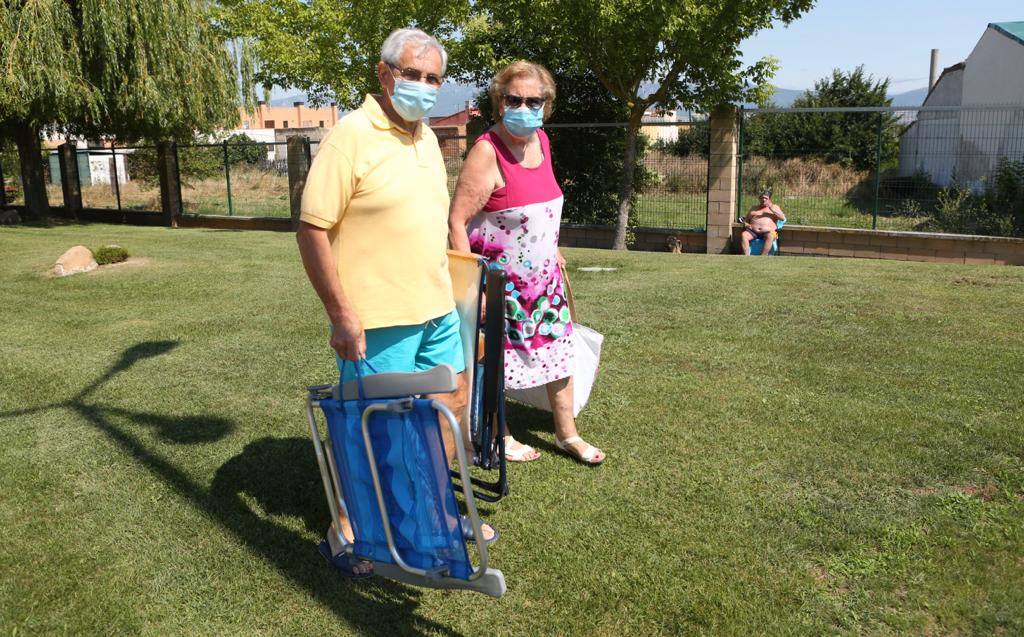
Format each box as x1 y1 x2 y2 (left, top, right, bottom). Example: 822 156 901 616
380 28 448 75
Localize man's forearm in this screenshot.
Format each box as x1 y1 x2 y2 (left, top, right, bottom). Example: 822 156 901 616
296 223 354 325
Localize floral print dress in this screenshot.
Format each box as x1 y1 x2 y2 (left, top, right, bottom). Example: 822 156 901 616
467 129 574 390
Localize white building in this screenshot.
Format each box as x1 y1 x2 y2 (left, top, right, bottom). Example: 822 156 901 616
640 109 685 144
899 21 1024 188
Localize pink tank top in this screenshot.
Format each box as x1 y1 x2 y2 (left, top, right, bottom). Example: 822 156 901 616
478 129 563 212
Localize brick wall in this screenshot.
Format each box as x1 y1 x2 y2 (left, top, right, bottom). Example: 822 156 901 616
732 224 1024 266
558 224 705 253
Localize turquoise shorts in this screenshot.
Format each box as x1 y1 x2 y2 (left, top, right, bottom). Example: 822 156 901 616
337 309 466 383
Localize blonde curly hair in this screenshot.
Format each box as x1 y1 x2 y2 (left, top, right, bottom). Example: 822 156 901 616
488 60 556 121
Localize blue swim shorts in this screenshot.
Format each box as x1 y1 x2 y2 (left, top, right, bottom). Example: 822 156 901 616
337 309 466 383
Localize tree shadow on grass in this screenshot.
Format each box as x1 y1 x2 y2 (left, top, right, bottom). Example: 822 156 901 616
1 340 464 637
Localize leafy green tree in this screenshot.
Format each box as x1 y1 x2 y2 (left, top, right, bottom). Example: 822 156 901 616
216 0 470 108
224 133 267 166
465 20 649 228
746 66 900 171
0 0 252 216
463 0 814 248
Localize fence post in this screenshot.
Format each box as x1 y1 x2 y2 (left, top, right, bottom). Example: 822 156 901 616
223 140 234 216
287 135 311 230
157 141 183 227
736 107 745 219
872 112 882 230
0 156 6 208
110 143 122 211
706 105 739 254
57 143 83 216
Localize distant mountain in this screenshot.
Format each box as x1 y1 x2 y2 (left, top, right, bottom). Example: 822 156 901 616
270 92 311 107
433 83 483 117
889 87 928 106
765 88 805 107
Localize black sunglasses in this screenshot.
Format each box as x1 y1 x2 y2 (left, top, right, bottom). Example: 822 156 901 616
388 64 443 88
503 94 546 110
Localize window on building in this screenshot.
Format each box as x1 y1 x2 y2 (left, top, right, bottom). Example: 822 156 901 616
283 120 289 128
242 121 250 129
319 121 325 127
264 120 275 128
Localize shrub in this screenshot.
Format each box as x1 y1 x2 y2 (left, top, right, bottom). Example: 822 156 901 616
846 170 941 216
929 161 1024 237
670 120 710 158
931 186 1009 236
126 143 224 189
985 158 1024 236
93 245 129 265
223 133 267 166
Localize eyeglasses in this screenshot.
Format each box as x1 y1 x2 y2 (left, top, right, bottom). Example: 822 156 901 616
388 64 443 88
503 94 546 110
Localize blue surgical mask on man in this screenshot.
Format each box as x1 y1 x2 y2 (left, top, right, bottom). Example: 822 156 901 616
503 106 544 138
389 78 439 122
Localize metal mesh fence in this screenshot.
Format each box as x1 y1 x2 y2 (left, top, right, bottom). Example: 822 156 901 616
636 129 706 230
0 149 65 209
437 122 707 230
1 149 24 207
739 106 1024 235
47 140 323 219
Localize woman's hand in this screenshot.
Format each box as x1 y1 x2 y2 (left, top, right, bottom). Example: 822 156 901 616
556 249 566 268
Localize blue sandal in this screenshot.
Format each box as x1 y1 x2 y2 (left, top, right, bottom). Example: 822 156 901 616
318 538 374 580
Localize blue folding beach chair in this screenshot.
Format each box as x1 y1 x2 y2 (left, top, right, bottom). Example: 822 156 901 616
740 216 786 256
306 362 506 597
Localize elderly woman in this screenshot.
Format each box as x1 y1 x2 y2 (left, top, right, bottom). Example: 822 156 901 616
449 60 605 466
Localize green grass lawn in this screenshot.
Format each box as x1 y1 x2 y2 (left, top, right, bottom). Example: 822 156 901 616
2 222 1023 635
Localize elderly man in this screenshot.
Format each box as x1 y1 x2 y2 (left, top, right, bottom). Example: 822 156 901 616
297 27 489 579
740 189 787 255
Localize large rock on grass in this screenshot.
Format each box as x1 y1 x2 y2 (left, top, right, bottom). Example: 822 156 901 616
54 245 98 277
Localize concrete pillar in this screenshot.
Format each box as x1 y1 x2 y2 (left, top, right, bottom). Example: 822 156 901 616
706 105 739 254
57 143 83 216
157 141 183 227
287 135 311 230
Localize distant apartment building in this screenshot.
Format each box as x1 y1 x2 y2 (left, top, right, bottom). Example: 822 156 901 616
429 104 480 157
239 101 339 131
641 109 688 144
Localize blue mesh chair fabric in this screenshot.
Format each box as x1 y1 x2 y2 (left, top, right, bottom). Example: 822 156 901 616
320 397 473 580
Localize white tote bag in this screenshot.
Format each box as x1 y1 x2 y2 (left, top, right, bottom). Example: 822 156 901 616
506 266 603 417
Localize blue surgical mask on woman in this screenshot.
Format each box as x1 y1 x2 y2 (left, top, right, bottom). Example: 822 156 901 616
389 78 439 122
503 106 544 137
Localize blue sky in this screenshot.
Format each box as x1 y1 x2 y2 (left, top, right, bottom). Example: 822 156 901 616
741 0 1021 92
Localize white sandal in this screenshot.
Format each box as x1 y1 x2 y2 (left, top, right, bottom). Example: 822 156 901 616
555 436 605 465
504 436 541 462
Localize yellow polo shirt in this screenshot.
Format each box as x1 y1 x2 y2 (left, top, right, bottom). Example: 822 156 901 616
300 95 454 330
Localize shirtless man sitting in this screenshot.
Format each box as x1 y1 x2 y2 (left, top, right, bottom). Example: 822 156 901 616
740 189 786 255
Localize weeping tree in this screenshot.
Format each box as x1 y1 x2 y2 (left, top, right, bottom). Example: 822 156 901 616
0 0 253 216
216 0 470 108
